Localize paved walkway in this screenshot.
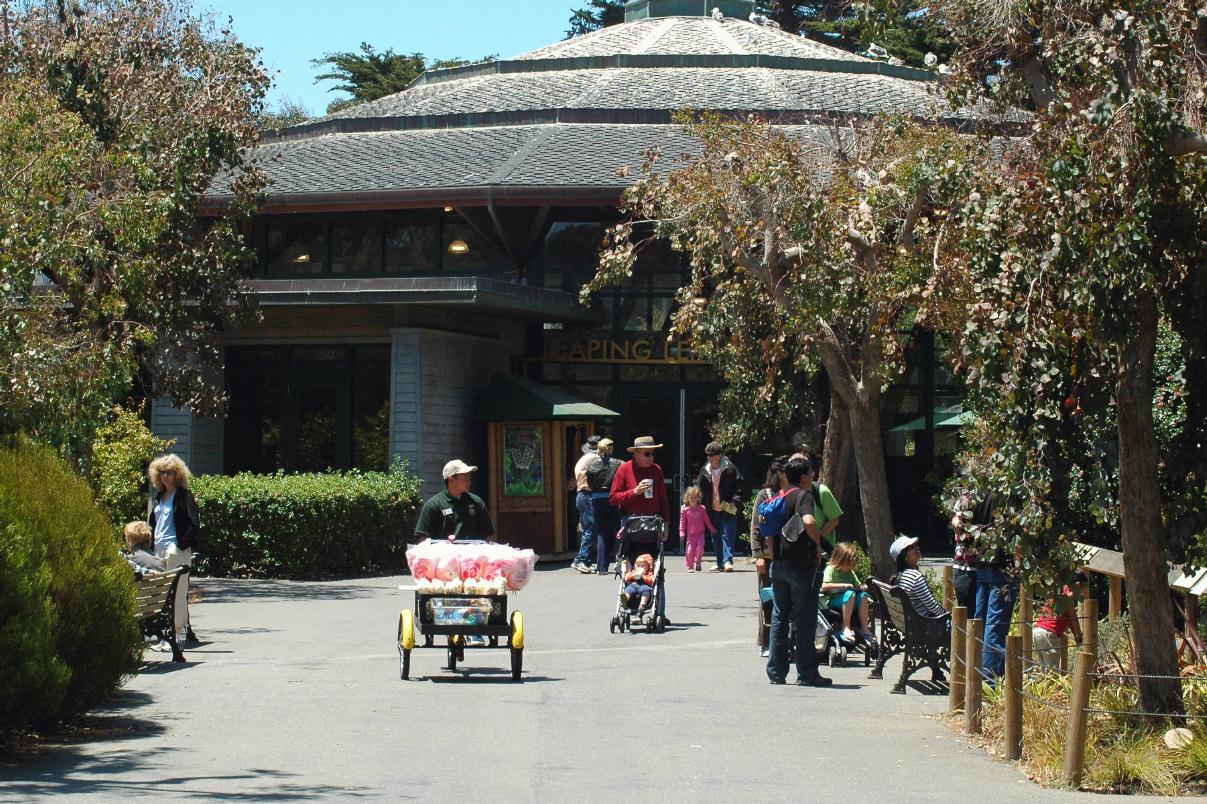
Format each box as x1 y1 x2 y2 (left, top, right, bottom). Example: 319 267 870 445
0 563 1190 801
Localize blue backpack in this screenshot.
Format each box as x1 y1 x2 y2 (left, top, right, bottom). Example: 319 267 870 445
757 490 793 539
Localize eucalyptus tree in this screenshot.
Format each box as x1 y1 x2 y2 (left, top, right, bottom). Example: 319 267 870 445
586 113 982 578
0 0 269 459
940 0 1207 714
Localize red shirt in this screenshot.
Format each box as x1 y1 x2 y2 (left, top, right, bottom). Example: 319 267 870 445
609 460 669 519
1035 587 1077 637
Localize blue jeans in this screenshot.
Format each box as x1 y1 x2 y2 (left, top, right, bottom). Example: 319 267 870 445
975 568 1018 681
766 560 820 681
709 509 737 567
574 491 594 564
592 495 619 573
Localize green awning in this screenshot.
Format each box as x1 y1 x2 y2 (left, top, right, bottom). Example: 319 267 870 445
889 407 974 432
475 374 620 422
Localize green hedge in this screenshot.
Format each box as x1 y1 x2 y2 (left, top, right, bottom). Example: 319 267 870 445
0 440 141 738
190 465 423 579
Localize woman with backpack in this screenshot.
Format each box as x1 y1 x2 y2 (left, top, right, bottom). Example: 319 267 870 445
751 458 786 656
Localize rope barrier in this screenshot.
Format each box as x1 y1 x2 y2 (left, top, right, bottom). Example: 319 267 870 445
1089 671 1200 681
1018 689 1071 710
1079 706 1207 720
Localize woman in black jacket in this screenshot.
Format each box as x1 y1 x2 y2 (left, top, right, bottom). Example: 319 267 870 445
148 453 201 647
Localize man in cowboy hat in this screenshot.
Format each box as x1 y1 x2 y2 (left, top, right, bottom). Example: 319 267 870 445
610 435 671 619
571 435 603 573
414 459 495 540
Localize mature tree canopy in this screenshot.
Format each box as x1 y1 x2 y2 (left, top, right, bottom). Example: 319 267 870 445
0 0 268 458
565 0 624 38
587 113 981 578
313 43 494 113
939 0 1207 715
258 96 312 130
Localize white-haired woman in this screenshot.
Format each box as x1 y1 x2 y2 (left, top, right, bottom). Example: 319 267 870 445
148 453 201 647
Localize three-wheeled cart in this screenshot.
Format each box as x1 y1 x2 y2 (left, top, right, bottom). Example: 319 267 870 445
397 591 525 681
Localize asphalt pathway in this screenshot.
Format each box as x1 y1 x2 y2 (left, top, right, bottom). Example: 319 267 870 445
0 561 1191 801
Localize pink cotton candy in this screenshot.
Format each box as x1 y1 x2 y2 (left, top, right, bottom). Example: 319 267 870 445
435 554 460 582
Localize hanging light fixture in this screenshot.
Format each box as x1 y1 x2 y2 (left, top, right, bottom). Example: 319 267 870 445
447 239 469 254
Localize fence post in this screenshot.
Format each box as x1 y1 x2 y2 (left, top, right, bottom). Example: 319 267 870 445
964 617 984 735
1005 633 1023 760
1062 649 1094 788
942 564 954 610
1020 591 1033 660
950 605 967 714
1108 576 1123 620
1081 597 1098 659
1059 632 1068 672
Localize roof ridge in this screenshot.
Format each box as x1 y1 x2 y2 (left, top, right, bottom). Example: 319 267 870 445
485 126 558 185
631 16 679 55
709 17 749 55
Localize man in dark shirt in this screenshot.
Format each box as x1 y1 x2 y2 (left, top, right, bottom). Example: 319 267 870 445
765 458 832 687
414 459 495 540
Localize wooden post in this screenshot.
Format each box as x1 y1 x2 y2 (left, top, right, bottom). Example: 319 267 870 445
949 605 967 714
1005 633 1023 761
1058 632 1068 672
1020 592 1033 661
942 564 954 610
1062 649 1095 788
964 618 984 735
1108 576 1123 620
1081 597 1098 659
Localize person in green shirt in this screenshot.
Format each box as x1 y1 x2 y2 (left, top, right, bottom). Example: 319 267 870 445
820 541 873 645
789 453 843 548
414 459 496 540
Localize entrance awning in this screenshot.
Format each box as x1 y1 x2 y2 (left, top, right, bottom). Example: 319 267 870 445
889 407 974 432
475 374 620 422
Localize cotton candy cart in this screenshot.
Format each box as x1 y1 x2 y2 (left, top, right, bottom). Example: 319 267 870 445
397 591 524 680
399 538 536 681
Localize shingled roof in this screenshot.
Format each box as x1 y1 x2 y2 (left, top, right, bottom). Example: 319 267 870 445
220 6 962 211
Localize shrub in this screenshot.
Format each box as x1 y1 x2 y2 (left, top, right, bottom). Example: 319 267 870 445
190 461 423 579
0 439 141 737
90 404 172 526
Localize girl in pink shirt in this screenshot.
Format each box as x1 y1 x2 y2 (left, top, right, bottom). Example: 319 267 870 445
680 486 715 572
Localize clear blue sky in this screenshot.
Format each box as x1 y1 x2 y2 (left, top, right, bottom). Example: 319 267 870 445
197 0 578 115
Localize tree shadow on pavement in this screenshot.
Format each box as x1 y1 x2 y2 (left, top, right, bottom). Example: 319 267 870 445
196 579 395 605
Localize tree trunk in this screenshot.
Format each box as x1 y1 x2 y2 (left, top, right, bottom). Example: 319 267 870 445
1116 293 1184 715
819 385 850 505
849 395 896 580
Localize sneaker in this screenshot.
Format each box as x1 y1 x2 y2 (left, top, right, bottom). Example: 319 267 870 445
148 640 171 652
796 674 834 687
694 562 702 572
687 566 695 573
760 647 770 658
707 565 722 573
769 676 787 685
723 562 734 573
464 634 487 647
572 561 592 574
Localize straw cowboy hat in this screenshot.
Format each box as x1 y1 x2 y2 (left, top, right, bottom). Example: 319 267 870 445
627 436 664 453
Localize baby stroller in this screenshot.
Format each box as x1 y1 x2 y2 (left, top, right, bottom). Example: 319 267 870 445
819 602 875 668
609 516 667 634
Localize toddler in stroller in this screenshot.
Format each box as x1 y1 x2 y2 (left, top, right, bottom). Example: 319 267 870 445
609 516 668 634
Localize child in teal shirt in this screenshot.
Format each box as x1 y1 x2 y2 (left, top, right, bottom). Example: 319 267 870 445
820 541 873 644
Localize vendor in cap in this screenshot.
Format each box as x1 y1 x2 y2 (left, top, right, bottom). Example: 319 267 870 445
414 459 496 540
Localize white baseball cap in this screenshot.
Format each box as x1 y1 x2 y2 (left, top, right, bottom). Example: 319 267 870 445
442 459 478 479
889 535 920 561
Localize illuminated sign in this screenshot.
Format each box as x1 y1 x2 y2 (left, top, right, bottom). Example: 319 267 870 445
540 334 706 364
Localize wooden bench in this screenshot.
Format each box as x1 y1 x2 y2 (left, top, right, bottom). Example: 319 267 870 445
135 568 185 663
867 578 949 694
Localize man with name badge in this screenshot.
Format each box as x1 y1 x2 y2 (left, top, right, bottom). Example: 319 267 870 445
414 459 496 541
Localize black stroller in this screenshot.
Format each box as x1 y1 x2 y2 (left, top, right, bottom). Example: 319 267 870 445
609 516 667 634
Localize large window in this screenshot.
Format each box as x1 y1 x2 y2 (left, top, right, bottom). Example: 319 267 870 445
225 345 390 473
253 211 509 276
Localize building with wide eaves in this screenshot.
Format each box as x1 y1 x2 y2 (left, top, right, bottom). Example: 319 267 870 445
184 0 967 553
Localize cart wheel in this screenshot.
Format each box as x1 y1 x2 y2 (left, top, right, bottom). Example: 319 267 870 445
510 611 525 650
653 615 665 633
622 613 630 632
511 647 523 681
447 643 458 671
610 617 618 634
400 648 411 680
839 645 848 665
398 609 415 651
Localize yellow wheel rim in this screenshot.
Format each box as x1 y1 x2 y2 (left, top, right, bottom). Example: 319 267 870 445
399 609 415 651
511 610 524 650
